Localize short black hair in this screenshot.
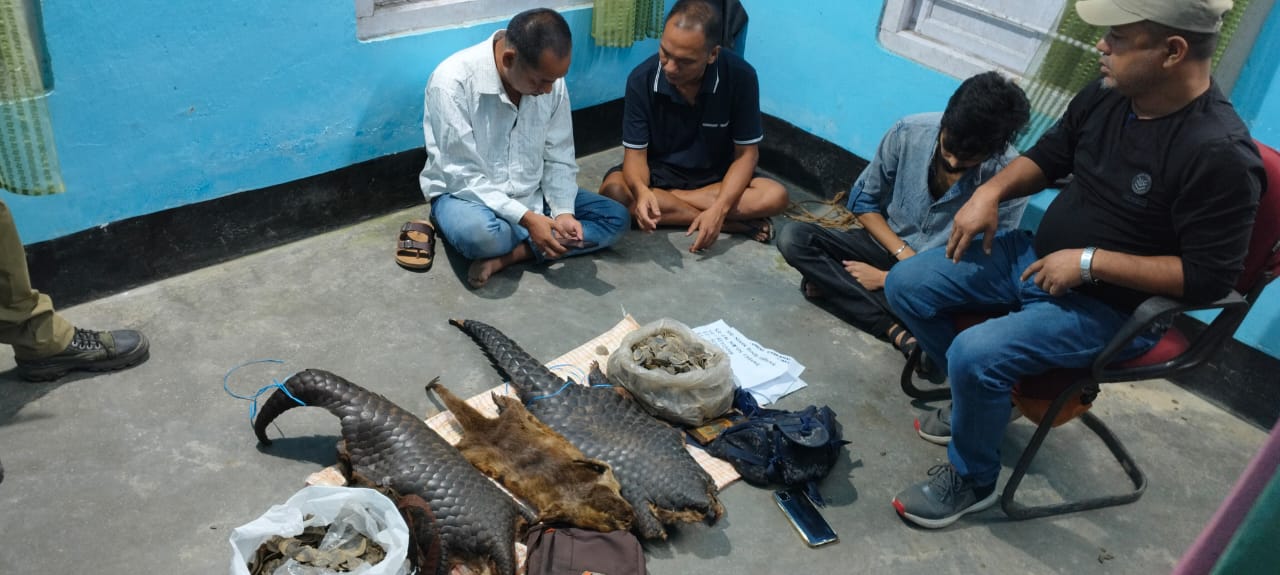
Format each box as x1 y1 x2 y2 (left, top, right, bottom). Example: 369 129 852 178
1141 21 1219 61
940 71 1030 160
666 0 723 50
506 8 572 68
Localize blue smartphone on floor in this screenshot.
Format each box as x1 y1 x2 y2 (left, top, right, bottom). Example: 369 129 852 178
774 488 838 547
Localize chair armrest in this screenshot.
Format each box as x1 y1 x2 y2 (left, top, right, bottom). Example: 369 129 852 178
1092 291 1250 383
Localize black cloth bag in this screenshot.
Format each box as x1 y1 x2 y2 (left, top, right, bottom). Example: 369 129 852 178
706 388 849 505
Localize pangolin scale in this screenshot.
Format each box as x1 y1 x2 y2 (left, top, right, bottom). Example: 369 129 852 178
450 319 723 539
253 368 525 575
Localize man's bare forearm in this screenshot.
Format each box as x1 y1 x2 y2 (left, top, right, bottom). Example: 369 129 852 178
977 156 1051 203
622 147 652 196
1091 251 1184 298
711 145 758 214
855 212 908 256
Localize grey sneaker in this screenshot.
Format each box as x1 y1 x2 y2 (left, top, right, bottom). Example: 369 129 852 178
16 327 150 382
892 463 997 529
915 403 954 446
915 403 1020 446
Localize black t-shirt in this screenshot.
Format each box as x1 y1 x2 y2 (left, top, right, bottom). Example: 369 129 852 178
621 50 764 177
1025 80 1264 311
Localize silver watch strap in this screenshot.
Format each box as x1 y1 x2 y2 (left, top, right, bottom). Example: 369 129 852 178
1080 246 1098 285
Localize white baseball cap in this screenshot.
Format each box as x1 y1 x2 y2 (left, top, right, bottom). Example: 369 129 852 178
1076 0 1233 33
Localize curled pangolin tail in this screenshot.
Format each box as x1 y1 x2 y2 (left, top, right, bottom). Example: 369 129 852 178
253 368 371 445
449 319 565 399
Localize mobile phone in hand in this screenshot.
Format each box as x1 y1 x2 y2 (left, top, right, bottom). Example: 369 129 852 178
558 238 598 249
774 488 838 547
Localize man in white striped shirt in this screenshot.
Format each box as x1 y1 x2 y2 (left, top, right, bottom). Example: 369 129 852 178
420 9 628 288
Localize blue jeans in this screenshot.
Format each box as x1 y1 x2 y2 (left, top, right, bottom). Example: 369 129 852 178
430 189 628 262
885 231 1160 485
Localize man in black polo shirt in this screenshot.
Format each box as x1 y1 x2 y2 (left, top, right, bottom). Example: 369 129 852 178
598 0 788 253
884 0 1264 528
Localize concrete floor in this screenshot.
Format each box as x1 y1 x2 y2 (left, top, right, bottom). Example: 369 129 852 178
0 148 1269 574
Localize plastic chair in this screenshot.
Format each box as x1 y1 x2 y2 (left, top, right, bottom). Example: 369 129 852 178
900 139 1280 520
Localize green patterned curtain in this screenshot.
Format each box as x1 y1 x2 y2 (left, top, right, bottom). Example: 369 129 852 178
1016 0 1252 150
1211 469 1280 574
1 0 63 196
592 0 665 48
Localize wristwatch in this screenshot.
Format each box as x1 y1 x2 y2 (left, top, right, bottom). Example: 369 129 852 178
1080 247 1099 285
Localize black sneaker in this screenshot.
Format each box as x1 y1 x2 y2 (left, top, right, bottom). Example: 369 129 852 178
915 353 947 384
892 463 997 529
15 327 150 382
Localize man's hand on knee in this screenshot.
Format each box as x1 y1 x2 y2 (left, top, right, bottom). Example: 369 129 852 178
520 211 568 258
552 214 583 242
947 192 1000 262
1020 249 1085 297
633 188 662 232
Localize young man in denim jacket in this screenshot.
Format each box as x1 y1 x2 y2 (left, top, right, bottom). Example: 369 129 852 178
778 72 1030 363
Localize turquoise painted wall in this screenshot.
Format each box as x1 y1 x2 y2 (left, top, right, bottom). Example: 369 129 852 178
746 1 1280 359
1225 0 1280 362
749 2 963 161
1233 0 1280 367
5 0 1277 358
4 1 656 244
1235 3 1280 145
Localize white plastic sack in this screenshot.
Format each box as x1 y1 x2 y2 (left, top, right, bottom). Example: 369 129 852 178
229 485 411 575
607 318 734 426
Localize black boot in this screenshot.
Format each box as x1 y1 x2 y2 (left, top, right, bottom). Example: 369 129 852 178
16 327 150 382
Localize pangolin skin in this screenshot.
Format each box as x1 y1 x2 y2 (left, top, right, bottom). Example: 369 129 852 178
426 379 635 533
253 368 525 575
450 319 724 540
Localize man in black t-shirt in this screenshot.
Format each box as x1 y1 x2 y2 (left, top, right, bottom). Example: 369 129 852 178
884 0 1264 529
598 0 788 253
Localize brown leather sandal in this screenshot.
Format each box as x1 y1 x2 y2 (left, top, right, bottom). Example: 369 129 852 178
395 220 436 270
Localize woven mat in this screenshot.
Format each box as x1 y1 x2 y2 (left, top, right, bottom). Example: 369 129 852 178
307 315 740 489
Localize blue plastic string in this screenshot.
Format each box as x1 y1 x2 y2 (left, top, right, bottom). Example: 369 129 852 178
222 359 305 424
547 363 586 385
525 364 614 404
527 380 575 404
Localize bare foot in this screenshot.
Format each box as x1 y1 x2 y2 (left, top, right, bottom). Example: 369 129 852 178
465 243 534 289
723 218 773 243
467 258 506 289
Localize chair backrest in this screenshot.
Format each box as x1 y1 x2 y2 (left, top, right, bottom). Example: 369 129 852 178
1239 140 1280 300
